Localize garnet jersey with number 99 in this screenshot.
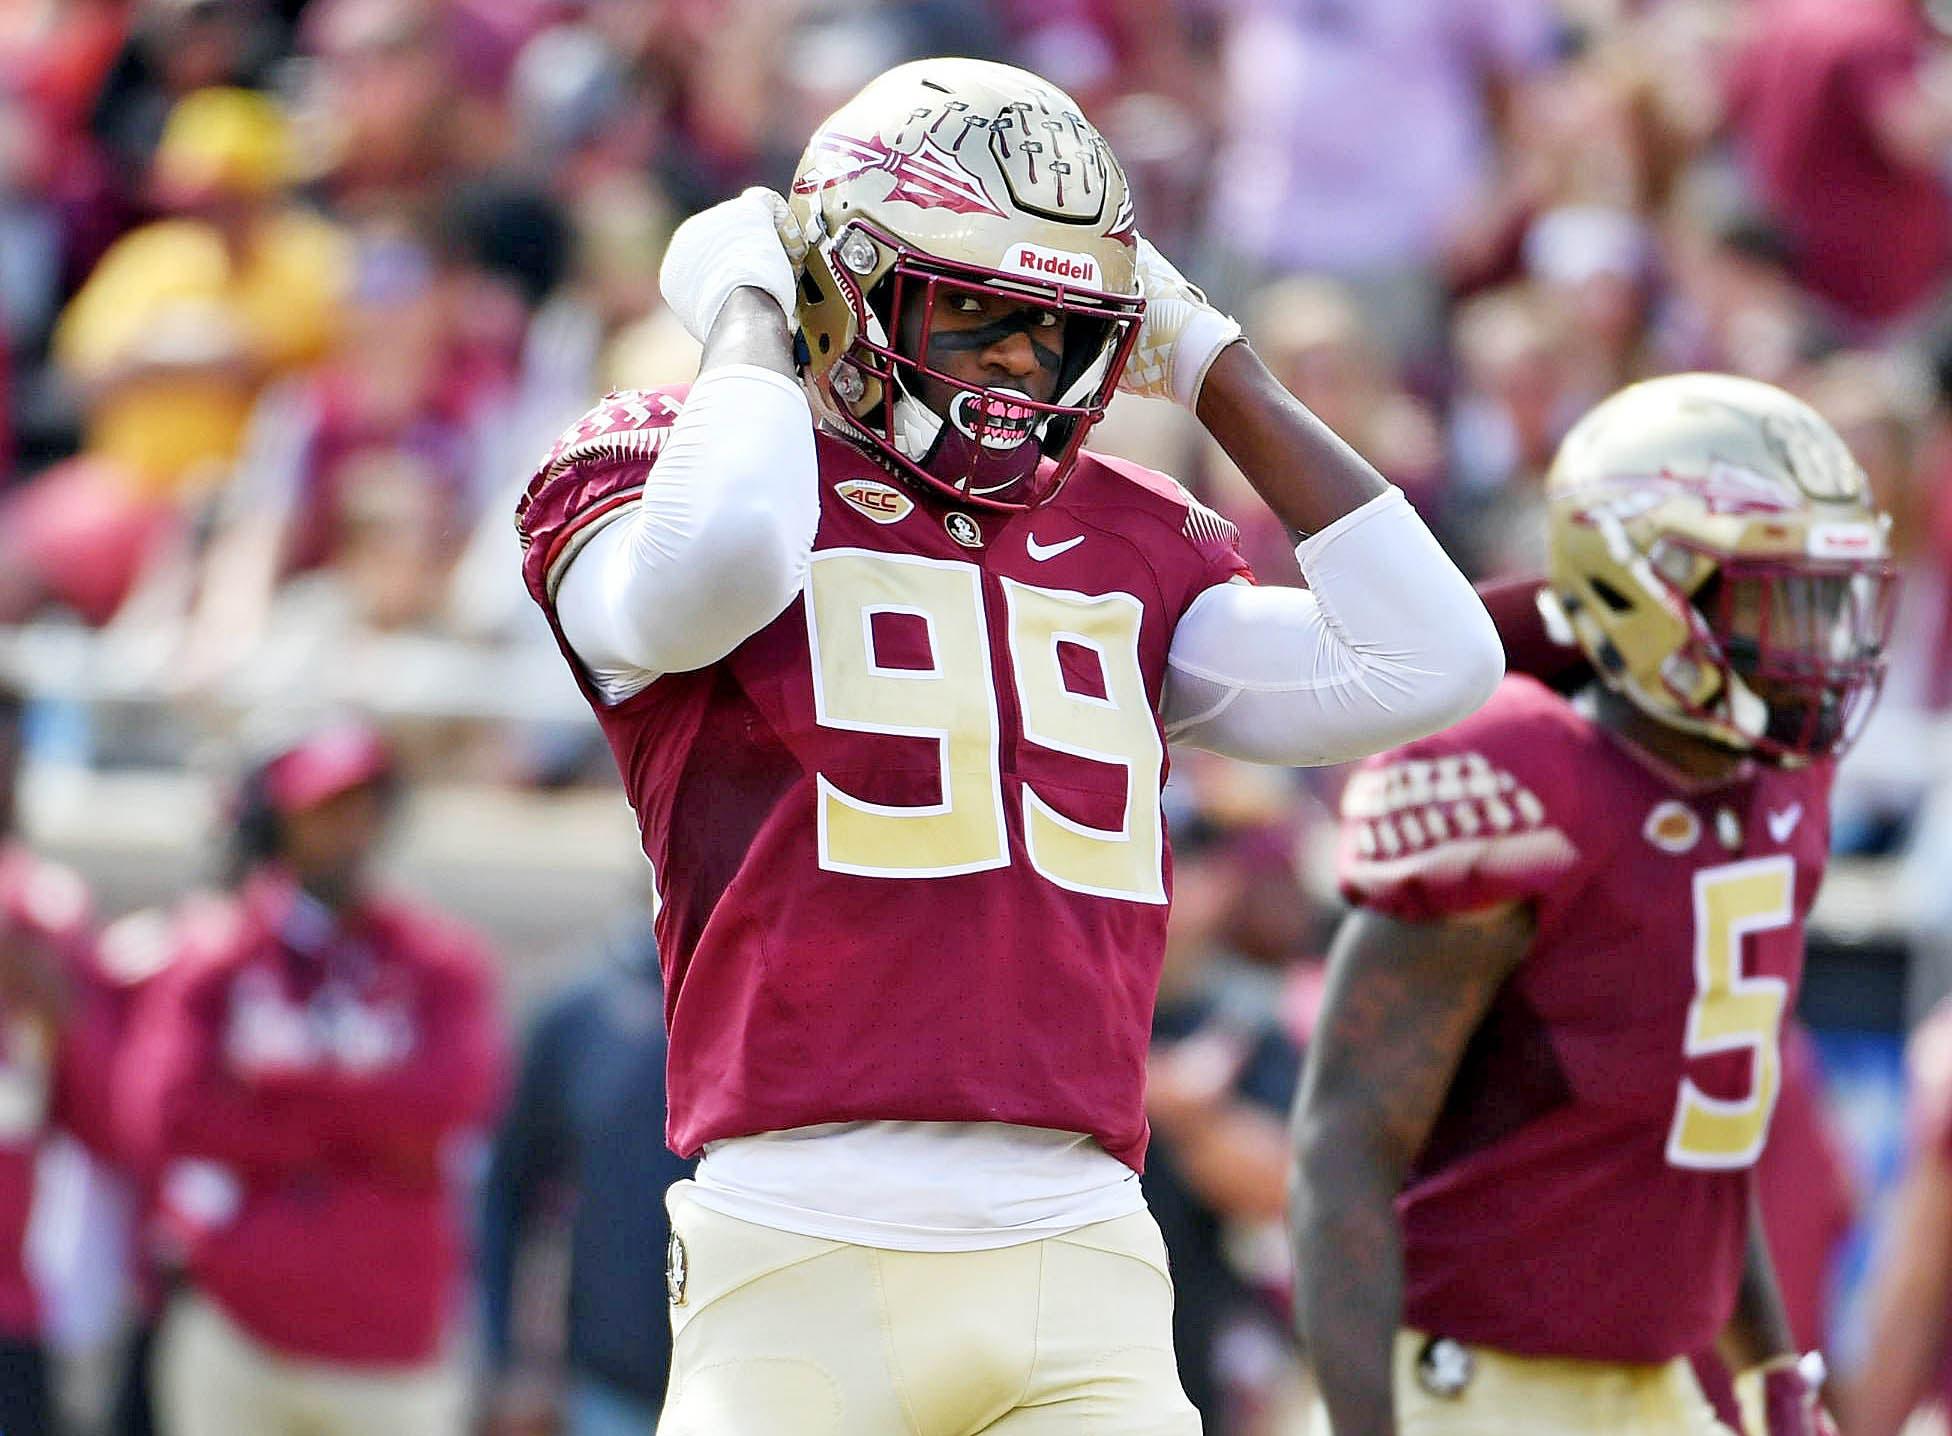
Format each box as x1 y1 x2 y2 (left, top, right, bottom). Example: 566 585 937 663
518 386 1250 1171
1335 673 1834 1364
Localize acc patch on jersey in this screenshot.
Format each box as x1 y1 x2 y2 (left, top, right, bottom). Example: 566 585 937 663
836 478 914 525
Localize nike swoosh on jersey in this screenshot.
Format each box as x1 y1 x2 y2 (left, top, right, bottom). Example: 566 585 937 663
1766 803 1803 843
1025 533 1084 561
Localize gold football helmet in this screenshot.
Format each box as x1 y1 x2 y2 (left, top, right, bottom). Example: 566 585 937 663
788 58 1145 510
1542 372 1896 762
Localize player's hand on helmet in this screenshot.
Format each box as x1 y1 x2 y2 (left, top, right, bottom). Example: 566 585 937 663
658 187 807 343
1735 1353 1839 1436
1117 235 1243 411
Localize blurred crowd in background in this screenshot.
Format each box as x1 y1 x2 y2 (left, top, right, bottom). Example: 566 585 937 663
6 0 1952 1433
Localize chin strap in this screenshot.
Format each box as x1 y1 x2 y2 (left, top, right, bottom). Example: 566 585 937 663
891 388 943 463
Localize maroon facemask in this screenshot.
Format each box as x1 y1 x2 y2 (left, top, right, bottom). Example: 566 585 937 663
1688 551 1898 761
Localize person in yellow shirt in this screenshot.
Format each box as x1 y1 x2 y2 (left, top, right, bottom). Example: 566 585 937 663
53 85 348 502
0 87 349 626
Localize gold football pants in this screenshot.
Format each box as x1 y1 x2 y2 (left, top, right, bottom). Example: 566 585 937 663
1308 1329 1730 1436
154 1292 466 1436
659 1180 1200 1435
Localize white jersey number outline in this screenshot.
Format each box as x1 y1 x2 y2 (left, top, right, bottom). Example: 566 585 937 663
1665 854 1794 1171
806 550 1164 903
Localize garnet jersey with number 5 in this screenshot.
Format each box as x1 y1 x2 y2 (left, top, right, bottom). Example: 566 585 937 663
519 388 1250 1171
1336 674 1834 1364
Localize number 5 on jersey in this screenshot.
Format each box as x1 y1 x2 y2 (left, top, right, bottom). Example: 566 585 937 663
805 549 1165 903
1666 855 1794 1170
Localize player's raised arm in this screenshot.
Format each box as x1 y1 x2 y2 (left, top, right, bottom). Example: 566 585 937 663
551 191 821 691
1289 903 1532 1436
1127 240 1503 765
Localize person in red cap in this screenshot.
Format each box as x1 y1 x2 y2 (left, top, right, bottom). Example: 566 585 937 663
115 715 507 1436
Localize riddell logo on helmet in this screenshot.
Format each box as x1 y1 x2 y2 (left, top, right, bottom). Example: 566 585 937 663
1807 521 1883 558
1003 244 1101 288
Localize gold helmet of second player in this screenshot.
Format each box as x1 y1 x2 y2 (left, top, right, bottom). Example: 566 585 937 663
788 58 1146 511
1542 372 1896 763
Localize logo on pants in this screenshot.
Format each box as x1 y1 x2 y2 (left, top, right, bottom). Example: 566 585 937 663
666 1231 688 1306
1416 1337 1474 1399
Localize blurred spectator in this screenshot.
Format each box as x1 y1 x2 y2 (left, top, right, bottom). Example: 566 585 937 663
0 454 186 627
297 0 509 218
508 21 632 184
1725 0 1952 332
478 907 694 1436
180 228 482 684
1842 994 1952 1436
89 0 281 200
999 0 1198 111
115 718 506 1436
1144 800 1303 1433
90 907 191 1436
1203 0 1558 356
428 174 580 451
3 87 347 628
1444 284 1578 574
56 85 344 498
1654 201 1833 385
571 177 684 392
1 2 123 363
0 0 126 471
181 176 583 697
0 682 126 1436
1521 203 1655 398
1249 276 1445 514
1 337 11 487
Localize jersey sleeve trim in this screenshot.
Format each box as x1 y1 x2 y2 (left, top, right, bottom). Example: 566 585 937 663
516 385 688 608
539 485 642 601
1338 750 1580 904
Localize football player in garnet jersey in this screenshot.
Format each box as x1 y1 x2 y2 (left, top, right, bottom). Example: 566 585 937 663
1289 372 1896 1436
517 57 1502 1436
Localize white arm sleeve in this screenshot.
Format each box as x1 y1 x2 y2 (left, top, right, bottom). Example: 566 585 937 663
554 364 820 701
1161 487 1503 765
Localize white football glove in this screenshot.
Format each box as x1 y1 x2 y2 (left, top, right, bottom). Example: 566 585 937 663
658 186 808 343
1118 236 1242 410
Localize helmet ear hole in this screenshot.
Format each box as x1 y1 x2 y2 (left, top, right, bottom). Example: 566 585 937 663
1588 578 1635 614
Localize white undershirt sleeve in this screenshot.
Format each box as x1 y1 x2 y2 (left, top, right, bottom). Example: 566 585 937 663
1161 487 1503 766
554 364 820 702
